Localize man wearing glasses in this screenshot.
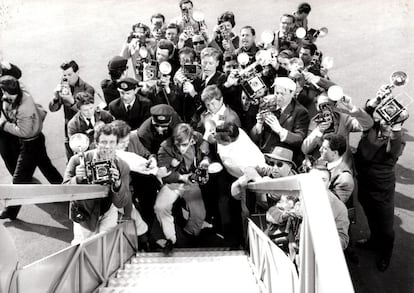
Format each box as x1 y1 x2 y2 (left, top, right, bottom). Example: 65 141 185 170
49 60 95 160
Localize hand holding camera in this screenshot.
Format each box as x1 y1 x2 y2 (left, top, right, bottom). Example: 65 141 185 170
75 162 87 183
183 81 197 97
265 113 283 134
317 120 332 133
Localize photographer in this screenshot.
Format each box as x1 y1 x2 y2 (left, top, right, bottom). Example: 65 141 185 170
67 92 114 149
209 11 239 55
234 26 258 66
355 88 408 271
49 60 95 160
0 76 63 220
301 93 373 169
64 123 131 244
273 14 301 54
172 0 207 42
120 22 156 82
173 47 201 121
154 123 210 252
251 77 309 167
149 13 166 41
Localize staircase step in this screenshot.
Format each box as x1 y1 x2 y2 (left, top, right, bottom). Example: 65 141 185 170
135 249 246 258
101 249 260 293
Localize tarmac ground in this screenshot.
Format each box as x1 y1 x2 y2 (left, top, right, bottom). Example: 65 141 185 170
1 1 413 292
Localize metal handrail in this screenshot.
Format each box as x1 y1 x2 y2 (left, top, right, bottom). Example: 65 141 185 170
247 218 300 293
14 220 138 293
247 173 354 293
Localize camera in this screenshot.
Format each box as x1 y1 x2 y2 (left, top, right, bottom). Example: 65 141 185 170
189 166 209 185
375 97 406 124
314 111 334 133
237 64 267 100
86 160 113 184
61 78 70 96
183 64 201 80
143 60 159 81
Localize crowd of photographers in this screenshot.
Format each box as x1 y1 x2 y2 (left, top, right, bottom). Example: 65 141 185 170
0 0 409 272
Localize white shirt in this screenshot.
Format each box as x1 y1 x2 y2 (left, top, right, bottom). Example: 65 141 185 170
210 104 227 126
327 156 343 171
123 97 136 111
217 128 266 178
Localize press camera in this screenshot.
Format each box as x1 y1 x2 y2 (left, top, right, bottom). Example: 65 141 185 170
85 160 113 185
374 71 410 125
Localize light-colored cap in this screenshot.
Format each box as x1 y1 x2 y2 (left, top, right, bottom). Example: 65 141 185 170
272 77 296 92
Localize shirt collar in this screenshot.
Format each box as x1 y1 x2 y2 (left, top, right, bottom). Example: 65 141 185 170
327 157 342 170
123 97 136 109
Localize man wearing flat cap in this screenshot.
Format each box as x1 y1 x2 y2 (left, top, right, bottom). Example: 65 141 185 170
251 77 309 167
108 77 151 130
137 104 182 155
101 56 128 107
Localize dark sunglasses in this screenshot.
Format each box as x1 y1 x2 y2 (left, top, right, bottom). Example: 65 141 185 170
268 160 285 168
193 40 205 45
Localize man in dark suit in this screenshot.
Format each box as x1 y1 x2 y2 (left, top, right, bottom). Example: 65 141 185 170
108 77 151 130
251 77 309 166
176 47 227 125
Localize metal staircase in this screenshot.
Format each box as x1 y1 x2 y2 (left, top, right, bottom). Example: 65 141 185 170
100 250 260 293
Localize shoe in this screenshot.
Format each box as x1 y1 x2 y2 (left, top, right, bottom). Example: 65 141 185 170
355 238 376 250
376 256 390 272
163 240 174 256
0 210 17 220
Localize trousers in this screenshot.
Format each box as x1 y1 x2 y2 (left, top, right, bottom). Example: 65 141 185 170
154 183 206 243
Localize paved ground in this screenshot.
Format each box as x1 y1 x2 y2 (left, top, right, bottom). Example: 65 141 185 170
1 0 413 292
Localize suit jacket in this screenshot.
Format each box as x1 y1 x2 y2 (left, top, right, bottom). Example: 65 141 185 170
108 94 152 130
67 109 114 148
251 98 309 165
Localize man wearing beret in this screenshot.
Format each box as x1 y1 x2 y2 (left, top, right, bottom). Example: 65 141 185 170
137 104 182 155
108 77 151 130
101 56 128 107
251 77 309 167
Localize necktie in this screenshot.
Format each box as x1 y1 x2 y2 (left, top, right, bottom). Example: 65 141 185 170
274 108 282 119
86 118 93 129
